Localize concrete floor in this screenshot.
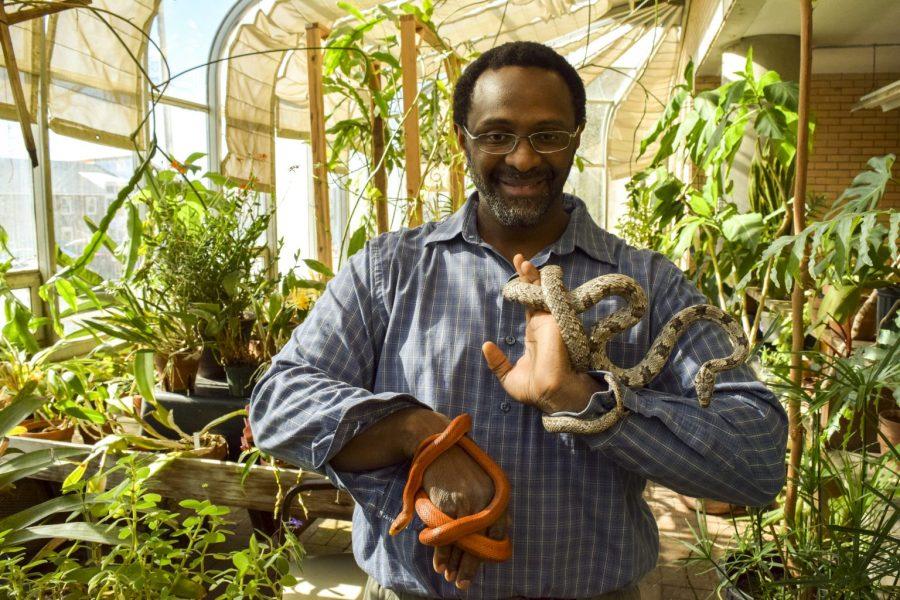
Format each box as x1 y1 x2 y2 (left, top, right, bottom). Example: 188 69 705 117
285 484 736 599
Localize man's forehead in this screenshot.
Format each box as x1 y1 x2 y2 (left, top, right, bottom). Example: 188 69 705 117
468 66 575 128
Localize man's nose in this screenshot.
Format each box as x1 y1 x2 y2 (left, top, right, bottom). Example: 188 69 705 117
504 136 542 173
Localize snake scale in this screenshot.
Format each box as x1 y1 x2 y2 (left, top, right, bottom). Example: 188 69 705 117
502 265 750 434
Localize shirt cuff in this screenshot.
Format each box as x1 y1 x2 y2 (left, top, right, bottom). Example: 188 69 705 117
548 370 615 419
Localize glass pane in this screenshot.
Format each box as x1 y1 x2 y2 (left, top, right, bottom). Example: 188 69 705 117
49 132 134 281
0 119 38 271
274 136 312 273
154 104 209 173
148 0 235 104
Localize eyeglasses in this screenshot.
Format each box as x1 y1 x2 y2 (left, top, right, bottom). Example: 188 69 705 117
461 125 581 155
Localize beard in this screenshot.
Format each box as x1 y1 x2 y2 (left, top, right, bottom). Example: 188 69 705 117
466 154 570 228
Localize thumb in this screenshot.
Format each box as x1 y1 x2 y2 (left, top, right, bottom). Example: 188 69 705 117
481 341 512 383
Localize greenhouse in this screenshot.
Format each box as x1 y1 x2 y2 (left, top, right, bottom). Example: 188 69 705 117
0 0 898 598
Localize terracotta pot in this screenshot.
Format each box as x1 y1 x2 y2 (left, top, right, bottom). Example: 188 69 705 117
812 287 876 344
677 493 744 516
18 418 76 441
878 408 900 456
180 433 229 460
823 388 896 452
154 351 201 394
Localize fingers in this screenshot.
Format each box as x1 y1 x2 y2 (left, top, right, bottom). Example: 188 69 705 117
455 551 480 589
445 545 463 581
513 253 541 285
454 510 508 589
433 544 451 577
481 341 512 382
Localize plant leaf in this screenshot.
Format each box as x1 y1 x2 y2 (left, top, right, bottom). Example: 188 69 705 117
2 522 124 547
0 385 45 438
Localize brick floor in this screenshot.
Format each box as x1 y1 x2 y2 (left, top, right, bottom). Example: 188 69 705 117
288 484 738 599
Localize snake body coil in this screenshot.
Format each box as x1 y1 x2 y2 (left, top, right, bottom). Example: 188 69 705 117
503 266 750 434
390 414 512 562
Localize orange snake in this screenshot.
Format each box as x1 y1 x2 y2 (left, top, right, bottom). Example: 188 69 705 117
389 414 512 562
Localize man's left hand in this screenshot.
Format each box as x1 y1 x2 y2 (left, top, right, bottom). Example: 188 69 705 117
482 254 603 414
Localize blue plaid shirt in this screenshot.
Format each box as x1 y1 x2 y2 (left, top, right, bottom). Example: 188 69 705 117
250 194 787 599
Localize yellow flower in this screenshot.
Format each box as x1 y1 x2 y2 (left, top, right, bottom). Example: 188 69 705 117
285 287 321 311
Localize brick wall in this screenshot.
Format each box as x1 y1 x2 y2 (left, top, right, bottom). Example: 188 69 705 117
694 73 900 211
808 73 900 211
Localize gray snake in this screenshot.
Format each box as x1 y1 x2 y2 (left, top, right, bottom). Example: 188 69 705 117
502 266 750 434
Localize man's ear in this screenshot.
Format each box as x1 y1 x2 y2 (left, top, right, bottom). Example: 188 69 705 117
572 121 585 154
454 124 466 151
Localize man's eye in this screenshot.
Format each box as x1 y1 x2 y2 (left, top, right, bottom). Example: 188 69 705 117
482 133 512 144
533 132 566 144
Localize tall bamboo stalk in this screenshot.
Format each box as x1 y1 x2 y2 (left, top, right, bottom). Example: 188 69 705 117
784 0 813 534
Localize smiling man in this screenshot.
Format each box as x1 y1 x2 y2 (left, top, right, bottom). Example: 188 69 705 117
250 42 787 600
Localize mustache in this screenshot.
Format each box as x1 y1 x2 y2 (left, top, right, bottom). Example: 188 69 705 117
492 167 554 182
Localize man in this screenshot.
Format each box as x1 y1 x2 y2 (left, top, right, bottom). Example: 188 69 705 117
250 41 787 599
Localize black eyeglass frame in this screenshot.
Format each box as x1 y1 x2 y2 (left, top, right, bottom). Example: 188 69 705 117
459 124 583 155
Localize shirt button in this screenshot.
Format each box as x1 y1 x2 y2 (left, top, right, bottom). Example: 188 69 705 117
504 335 516 346
499 401 511 412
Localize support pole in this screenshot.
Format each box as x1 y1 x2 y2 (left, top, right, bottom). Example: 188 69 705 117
305 23 333 269
367 60 389 233
0 2 38 167
444 54 466 211
399 14 423 227
784 0 812 535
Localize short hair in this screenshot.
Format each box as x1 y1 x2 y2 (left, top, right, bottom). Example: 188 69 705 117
452 41 586 129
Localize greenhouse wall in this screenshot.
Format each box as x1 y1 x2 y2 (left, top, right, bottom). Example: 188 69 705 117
808 72 900 211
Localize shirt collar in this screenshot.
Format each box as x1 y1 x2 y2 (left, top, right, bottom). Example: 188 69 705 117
424 192 618 266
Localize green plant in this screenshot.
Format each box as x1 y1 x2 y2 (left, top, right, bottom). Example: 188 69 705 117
627 54 805 346
250 270 324 371
321 1 471 260
1 448 302 598
763 154 898 349
684 327 900 598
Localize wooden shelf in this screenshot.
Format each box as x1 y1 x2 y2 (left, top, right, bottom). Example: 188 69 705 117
4 436 354 521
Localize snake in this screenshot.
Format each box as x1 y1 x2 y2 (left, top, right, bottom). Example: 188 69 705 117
502 265 750 434
390 414 512 562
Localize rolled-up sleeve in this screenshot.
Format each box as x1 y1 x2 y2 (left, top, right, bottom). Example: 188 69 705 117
249 240 424 512
578 255 788 507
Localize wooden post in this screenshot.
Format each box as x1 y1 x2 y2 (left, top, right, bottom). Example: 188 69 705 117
367 60 389 234
784 0 812 536
305 23 333 270
399 14 423 227
444 54 466 211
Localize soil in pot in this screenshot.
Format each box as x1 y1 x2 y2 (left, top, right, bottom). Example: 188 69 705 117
223 362 259 398
154 351 201 394
878 408 900 456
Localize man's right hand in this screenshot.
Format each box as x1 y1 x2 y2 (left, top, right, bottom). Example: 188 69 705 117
420 440 507 590
333 407 508 589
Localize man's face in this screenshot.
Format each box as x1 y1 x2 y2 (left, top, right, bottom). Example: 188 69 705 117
458 66 581 228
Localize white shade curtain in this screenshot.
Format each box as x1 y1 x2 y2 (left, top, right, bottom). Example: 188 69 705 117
219 0 684 193
0 6 39 124
46 0 159 149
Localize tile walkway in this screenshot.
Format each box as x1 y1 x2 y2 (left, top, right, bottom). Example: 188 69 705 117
286 484 738 599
